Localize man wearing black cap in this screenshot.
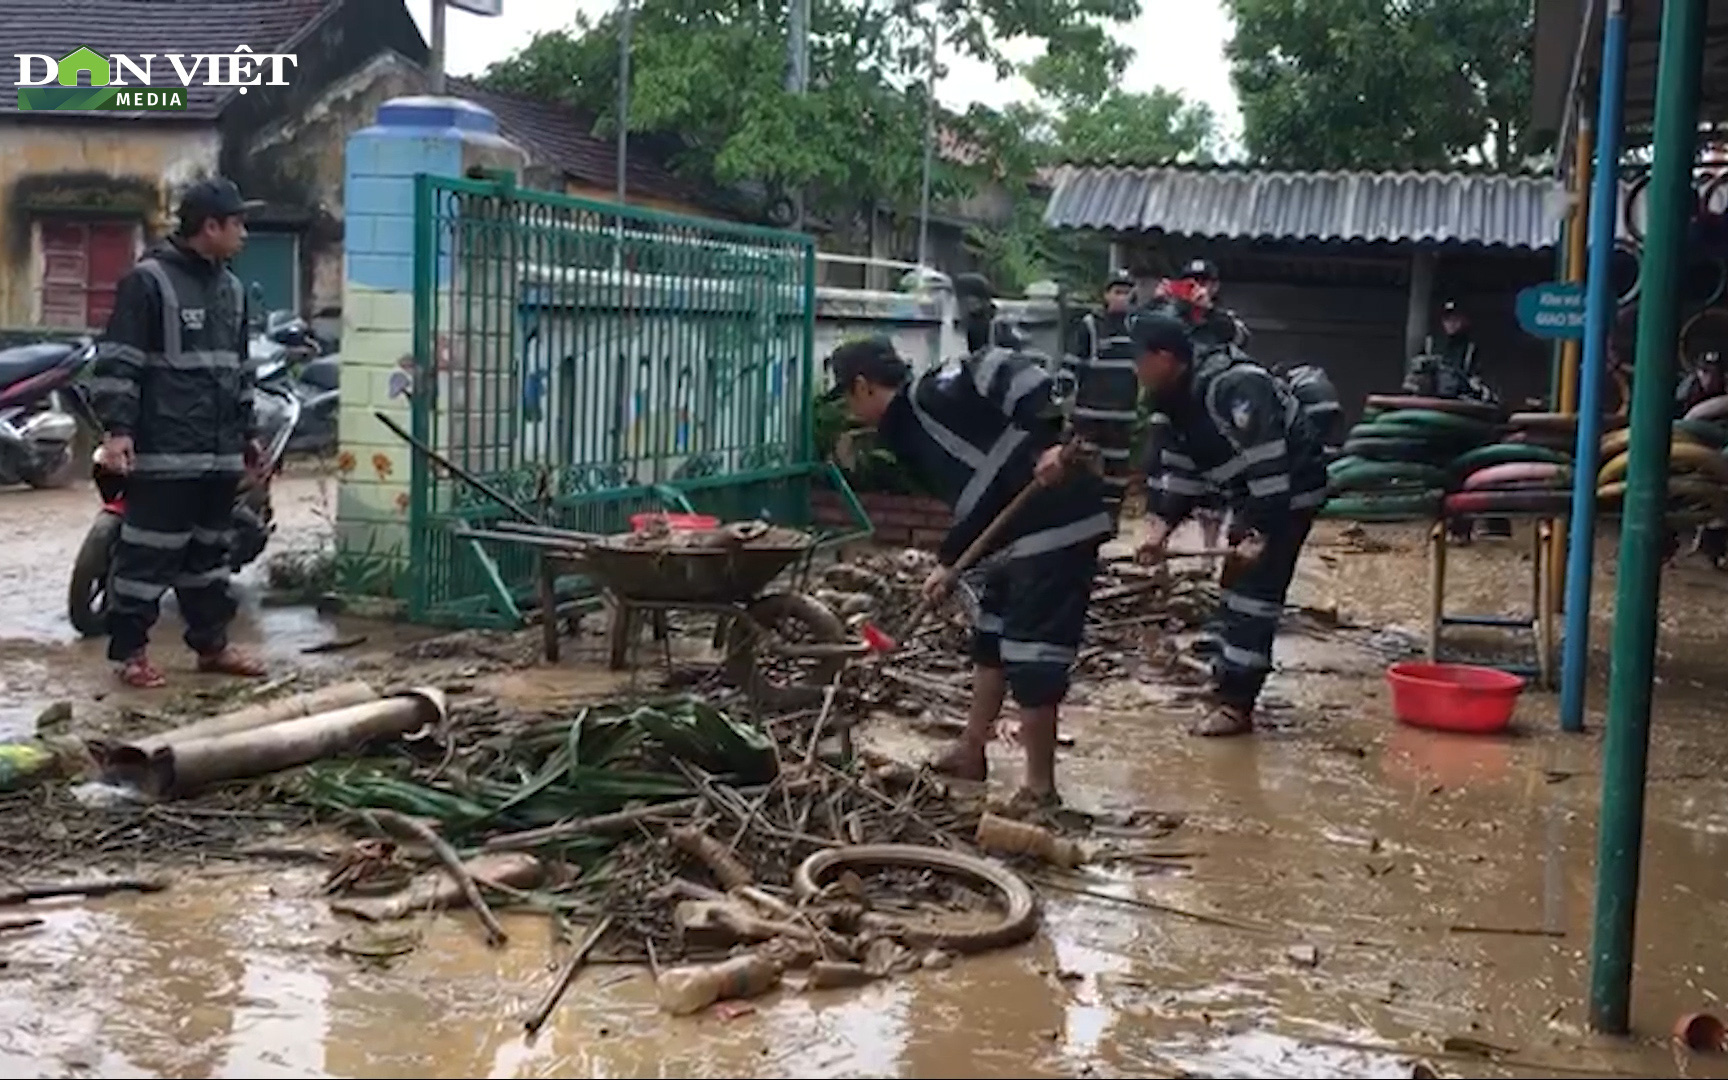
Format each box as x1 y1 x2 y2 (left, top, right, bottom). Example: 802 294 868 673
1131 312 1329 737
952 272 1025 354
88 177 268 688
1064 270 1141 521
1404 300 1482 400
826 335 1110 805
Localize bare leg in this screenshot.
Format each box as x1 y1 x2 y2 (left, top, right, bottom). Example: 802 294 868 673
933 663 1005 781
1017 703 1059 798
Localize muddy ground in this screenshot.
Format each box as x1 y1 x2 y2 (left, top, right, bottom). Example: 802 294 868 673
3 472 1728 1079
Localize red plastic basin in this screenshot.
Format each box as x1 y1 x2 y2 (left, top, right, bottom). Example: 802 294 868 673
1385 662 1526 734
629 512 720 533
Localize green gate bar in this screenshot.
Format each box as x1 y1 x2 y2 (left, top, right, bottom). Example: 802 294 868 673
1588 0 1707 1036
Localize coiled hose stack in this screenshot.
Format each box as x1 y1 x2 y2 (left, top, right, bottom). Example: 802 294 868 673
1594 415 1728 517
1323 395 1505 520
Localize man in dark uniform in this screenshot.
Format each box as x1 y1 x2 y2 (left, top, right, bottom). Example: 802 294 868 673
952 272 1025 353
89 178 269 688
1404 300 1482 400
826 336 1111 805
1132 313 1329 737
1065 270 1141 521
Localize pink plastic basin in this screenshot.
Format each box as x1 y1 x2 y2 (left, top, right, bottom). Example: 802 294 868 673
1385 661 1526 734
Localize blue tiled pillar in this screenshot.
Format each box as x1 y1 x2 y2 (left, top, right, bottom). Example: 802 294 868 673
334 96 524 602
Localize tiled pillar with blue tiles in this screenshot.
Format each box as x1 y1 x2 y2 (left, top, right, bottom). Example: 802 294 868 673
334 96 524 601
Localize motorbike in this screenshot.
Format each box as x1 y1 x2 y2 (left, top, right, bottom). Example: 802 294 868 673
0 338 97 489
253 312 339 457
66 376 302 637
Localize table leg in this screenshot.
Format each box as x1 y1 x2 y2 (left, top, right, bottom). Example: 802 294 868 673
1427 521 1446 663
606 598 637 671
1537 520 1557 689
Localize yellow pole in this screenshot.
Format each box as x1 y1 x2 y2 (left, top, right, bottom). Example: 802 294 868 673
1552 120 1593 619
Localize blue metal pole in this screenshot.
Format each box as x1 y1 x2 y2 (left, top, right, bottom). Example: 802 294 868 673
1560 0 1629 733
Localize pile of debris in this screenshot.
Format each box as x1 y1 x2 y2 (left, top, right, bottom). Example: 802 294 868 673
811 548 1224 706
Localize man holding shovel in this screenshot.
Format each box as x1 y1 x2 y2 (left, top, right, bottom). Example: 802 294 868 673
1131 313 1329 737
825 336 1111 807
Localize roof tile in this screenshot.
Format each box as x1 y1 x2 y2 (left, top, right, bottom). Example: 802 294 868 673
0 0 335 118
1043 164 1568 251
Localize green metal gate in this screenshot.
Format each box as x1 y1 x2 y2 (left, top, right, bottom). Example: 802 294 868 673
407 172 843 627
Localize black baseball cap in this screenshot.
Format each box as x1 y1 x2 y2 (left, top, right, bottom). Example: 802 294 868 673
177 177 263 233
1178 257 1219 281
1106 269 1135 290
953 272 995 300
823 336 910 400
1441 299 1463 315
1129 312 1194 361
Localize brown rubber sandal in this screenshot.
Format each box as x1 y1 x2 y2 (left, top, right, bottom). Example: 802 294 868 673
1189 704 1254 738
119 655 167 689
196 647 267 678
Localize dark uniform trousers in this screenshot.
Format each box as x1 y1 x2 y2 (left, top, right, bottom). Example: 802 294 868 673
109 477 240 660
1213 512 1316 708
969 532 1104 708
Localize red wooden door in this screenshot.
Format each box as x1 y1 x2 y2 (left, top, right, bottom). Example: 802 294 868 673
39 219 137 330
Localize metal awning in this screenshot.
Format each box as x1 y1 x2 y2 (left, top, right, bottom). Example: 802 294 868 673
1533 0 1728 152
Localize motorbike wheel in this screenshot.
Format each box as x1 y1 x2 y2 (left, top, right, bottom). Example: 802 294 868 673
24 443 76 490
68 510 120 638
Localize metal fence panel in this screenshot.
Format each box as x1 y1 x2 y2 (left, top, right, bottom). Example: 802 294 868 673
408 174 823 625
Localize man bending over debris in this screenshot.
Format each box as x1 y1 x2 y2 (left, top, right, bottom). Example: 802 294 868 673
1131 313 1329 737
825 336 1111 806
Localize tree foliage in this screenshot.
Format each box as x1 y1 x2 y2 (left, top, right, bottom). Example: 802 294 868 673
1224 0 1534 171
482 0 1143 220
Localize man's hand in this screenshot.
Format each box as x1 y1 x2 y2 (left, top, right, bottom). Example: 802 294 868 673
1136 517 1173 566
921 565 956 605
99 433 135 475
1232 530 1268 566
1033 444 1068 488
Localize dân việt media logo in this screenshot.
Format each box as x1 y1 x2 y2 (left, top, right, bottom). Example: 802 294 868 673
13 45 298 111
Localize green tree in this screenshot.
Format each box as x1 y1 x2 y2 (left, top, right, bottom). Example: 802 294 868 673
1053 89 1219 163
1224 0 1533 171
482 0 1142 222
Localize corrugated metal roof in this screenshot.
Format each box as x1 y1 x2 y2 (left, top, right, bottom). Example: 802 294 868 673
1043 165 1568 251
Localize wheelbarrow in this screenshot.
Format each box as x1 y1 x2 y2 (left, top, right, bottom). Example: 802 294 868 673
573 524 871 709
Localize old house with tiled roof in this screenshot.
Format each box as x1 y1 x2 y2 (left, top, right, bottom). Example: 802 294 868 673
0 0 429 329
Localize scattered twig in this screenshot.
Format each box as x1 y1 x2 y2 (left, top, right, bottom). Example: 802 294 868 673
0 876 167 906
524 914 613 1036
366 809 509 948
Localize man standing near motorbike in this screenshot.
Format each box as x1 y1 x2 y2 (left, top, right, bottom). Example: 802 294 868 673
88 178 269 688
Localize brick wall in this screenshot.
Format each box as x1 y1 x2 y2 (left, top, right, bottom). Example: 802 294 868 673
813 489 952 549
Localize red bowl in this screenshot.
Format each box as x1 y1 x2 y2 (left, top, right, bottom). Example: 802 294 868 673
1385 662 1527 734
629 512 720 533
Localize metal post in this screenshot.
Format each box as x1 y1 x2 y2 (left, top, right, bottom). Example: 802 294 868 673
916 16 937 269
429 0 447 94
786 0 810 229
1588 0 1706 1036
1551 121 1593 619
1561 0 1629 734
616 0 633 206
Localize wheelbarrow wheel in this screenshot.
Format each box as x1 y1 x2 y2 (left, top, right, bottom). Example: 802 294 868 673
723 592 846 710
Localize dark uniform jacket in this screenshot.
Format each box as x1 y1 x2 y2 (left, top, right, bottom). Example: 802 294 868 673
1066 310 1140 505
877 347 1112 568
90 240 255 478
1143 350 1329 537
